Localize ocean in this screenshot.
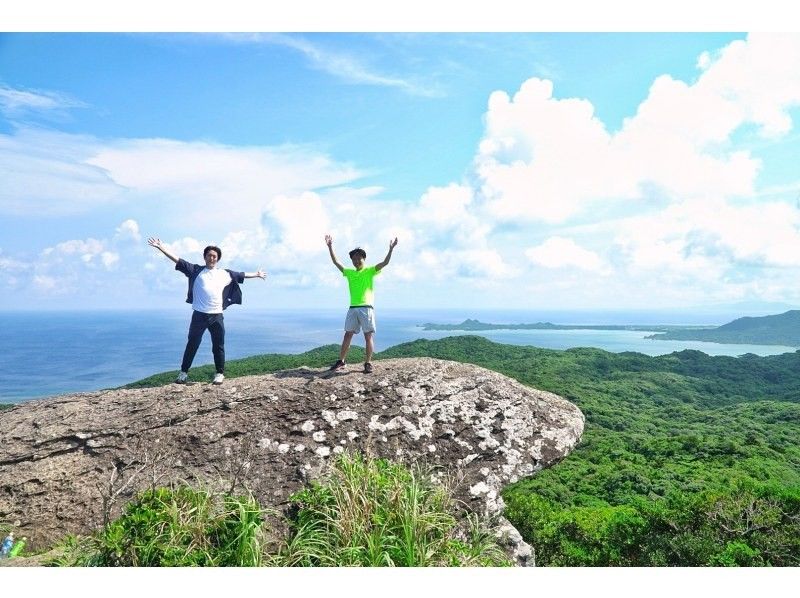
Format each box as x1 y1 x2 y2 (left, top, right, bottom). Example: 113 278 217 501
2 308 797 403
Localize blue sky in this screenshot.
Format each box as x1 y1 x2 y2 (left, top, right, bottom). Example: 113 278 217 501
2 11 800 313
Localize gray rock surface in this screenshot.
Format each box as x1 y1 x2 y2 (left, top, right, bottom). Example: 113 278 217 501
0 357 584 565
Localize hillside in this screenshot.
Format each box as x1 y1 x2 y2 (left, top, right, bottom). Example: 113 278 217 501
647 309 800 346
381 337 800 565
6 336 799 566
121 335 800 565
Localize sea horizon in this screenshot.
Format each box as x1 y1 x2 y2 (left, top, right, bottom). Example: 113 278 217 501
2 307 797 404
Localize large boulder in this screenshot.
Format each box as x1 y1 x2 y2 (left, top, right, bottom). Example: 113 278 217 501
0 357 584 565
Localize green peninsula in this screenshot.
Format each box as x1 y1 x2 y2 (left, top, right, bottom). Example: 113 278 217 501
420 318 709 334
646 310 800 347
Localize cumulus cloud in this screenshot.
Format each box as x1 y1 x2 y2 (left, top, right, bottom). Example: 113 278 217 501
263 192 331 255
5 33 800 309
615 199 800 274
474 33 800 225
114 219 141 242
526 237 607 273
0 250 26 273
41 238 119 270
411 184 491 246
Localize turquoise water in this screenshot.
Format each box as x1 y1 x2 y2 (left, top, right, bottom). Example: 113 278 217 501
1 308 796 403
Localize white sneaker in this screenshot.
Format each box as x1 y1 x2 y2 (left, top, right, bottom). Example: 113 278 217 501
213 373 225 385
175 371 188 384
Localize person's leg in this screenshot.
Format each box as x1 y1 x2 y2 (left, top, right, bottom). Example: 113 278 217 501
208 313 226 374
339 331 355 361
364 331 374 363
180 311 207 373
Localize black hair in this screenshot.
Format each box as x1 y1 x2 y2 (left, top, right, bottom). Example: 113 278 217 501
349 247 366 260
203 245 222 260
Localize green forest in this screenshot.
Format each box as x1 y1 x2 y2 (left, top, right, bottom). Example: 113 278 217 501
647 309 800 346
382 337 800 566
7 335 799 566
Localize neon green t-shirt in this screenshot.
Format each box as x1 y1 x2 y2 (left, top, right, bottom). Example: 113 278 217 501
342 266 381 306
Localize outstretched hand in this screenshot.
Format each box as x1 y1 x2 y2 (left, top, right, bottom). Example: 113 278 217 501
389 237 398 250
255 269 267 280
147 237 179 263
325 234 333 247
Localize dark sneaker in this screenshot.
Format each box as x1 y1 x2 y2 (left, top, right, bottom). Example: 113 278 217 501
329 359 346 371
363 362 373 374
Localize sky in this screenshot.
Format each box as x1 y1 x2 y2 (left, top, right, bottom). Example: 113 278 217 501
2 6 800 313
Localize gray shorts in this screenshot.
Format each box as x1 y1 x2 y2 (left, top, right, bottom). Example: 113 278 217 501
344 307 376 334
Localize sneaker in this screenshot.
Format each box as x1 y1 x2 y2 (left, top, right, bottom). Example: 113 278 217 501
329 359 346 371
175 371 188 384
363 362 373 374
213 373 225 385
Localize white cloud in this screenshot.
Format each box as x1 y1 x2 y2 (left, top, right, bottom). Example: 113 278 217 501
473 33 800 224
220 33 442 97
33 275 57 292
526 237 607 272
476 78 623 223
1 128 364 223
5 34 800 310
615 199 800 275
43 238 105 259
263 192 331 255
0 85 87 118
219 228 270 264
695 33 800 138
0 128 125 216
0 250 26 273
114 219 141 242
100 252 119 268
414 248 517 282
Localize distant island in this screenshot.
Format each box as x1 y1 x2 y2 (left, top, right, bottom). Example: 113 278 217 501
645 310 800 347
421 310 800 347
420 318 709 334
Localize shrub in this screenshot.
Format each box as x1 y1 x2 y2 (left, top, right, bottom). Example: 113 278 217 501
271 452 512 567
51 486 265 566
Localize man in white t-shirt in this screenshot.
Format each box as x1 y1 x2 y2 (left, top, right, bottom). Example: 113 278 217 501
148 238 266 385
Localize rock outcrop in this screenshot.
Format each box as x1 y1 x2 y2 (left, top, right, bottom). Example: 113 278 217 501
0 358 584 565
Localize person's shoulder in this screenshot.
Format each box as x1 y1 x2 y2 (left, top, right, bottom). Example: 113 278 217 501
176 258 199 272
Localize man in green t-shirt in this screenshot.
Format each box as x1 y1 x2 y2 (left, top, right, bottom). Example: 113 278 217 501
325 234 398 373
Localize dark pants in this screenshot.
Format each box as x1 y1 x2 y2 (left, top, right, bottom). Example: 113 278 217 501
181 311 225 374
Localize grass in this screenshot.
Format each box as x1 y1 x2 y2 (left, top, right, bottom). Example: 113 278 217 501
46 453 511 567
271 452 511 567
49 485 267 566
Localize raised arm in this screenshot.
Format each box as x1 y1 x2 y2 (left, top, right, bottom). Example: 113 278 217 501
244 269 267 280
325 235 344 272
375 237 398 271
148 237 179 264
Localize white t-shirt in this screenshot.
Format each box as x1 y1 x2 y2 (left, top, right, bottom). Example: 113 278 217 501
192 267 231 314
